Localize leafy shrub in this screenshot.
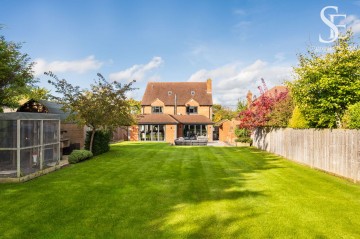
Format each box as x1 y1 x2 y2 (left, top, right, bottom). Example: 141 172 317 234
85 130 111 156
235 137 253 144
234 128 252 143
288 106 309 129
68 150 93 164
342 102 360 129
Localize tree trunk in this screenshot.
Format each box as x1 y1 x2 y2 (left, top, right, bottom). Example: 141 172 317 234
89 128 96 153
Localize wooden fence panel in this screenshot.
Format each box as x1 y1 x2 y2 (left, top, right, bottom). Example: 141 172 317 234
252 128 360 182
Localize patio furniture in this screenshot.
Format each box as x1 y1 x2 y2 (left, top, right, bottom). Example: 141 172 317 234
174 136 208 146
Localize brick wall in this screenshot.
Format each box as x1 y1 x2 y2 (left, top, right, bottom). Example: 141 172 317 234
165 125 176 143
61 123 86 149
129 125 139 141
219 119 239 144
207 125 213 142
142 105 211 118
112 126 129 141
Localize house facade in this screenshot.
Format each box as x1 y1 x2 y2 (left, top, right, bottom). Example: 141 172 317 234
130 79 213 143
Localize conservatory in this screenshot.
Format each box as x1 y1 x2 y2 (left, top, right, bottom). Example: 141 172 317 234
0 113 61 182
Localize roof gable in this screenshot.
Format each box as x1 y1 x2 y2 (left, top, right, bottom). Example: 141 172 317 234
150 98 165 106
141 82 213 106
185 99 199 106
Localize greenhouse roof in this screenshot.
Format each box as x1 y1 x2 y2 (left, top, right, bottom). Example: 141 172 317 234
17 99 69 121
0 112 60 120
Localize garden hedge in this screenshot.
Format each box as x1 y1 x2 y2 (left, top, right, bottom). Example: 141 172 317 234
68 150 93 164
85 130 111 156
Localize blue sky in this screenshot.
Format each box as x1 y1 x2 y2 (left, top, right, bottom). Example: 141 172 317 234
1 0 360 107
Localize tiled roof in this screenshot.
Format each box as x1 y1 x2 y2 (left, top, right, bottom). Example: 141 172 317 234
252 86 288 104
141 82 213 106
137 114 178 124
263 86 288 98
214 119 229 126
171 114 214 124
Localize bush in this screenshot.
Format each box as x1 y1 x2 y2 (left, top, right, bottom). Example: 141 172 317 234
234 128 252 143
342 102 360 129
85 130 111 156
288 106 309 129
235 137 253 144
68 150 93 164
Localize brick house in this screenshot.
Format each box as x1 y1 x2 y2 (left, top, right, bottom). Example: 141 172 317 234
130 79 214 143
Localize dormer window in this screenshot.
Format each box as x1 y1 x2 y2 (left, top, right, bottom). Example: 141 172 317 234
191 91 195 96
168 91 172 96
186 106 198 114
152 106 163 114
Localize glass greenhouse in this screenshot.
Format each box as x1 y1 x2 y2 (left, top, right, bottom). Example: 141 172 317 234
0 113 60 179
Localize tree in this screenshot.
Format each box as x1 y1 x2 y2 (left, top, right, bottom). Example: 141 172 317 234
238 93 273 129
289 31 360 128
236 99 247 113
288 106 309 129
46 72 136 152
128 98 141 115
212 104 237 122
0 28 35 111
342 102 360 129
25 87 50 101
267 93 294 127
238 79 290 129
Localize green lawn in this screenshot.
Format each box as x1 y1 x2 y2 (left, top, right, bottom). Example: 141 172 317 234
1 142 360 239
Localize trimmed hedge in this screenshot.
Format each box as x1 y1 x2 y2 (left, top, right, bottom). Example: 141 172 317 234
68 150 93 164
85 130 111 156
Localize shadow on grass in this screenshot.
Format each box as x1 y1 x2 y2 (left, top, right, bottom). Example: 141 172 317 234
118 144 279 238
0 143 281 239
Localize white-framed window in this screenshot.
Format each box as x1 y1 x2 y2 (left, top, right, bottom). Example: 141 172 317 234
186 106 198 114
152 106 163 114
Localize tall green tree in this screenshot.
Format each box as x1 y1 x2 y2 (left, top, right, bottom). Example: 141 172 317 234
267 93 294 127
0 28 35 110
289 31 360 128
128 98 141 115
212 104 237 122
342 102 360 129
46 72 136 152
25 87 50 101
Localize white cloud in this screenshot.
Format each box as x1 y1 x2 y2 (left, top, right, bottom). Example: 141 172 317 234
187 59 292 107
34 55 103 76
188 62 241 82
341 15 360 34
109 56 163 82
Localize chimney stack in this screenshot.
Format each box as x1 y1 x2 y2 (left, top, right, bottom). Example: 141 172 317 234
206 79 212 94
246 90 253 108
